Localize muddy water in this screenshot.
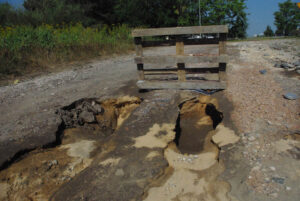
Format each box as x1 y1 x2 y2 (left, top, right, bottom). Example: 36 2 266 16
0 96 141 201
143 96 240 201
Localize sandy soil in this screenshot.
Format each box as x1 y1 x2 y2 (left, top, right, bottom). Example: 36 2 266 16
0 39 299 201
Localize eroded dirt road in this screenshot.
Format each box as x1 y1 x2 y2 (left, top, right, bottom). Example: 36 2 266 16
0 39 299 201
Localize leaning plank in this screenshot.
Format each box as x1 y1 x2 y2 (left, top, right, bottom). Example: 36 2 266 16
136 80 226 90
132 25 228 37
135 55 228 64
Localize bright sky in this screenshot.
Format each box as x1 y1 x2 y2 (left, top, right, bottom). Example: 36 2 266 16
246 0 298 36
1 0 299 37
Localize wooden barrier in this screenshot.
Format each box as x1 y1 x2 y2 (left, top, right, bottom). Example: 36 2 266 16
132 25 228 90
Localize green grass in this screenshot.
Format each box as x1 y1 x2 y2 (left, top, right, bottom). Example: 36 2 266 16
0 24 134 76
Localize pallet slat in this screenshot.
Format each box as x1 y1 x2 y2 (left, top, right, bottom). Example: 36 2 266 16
141 38 219 47
134 55 228 64
136 80 226 90
143 67 220 74
132 25 228 37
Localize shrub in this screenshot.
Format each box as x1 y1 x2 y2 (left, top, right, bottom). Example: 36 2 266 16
0 24 133 76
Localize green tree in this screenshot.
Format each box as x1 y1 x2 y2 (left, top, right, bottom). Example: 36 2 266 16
114 0 178 27
23 0 92 26
113 0 248 38
274 0 300 36
0 3 22 26
264 25 274 36
198 0 248 38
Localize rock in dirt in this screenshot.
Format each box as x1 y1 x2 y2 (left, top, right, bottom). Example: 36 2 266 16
272 177 285 184
57 99 103 127
259 69 267 75
79 111 95 123
281 62 293 69
274 62 294 69
283 93 298 100
293 61 300 67
274 63 281 68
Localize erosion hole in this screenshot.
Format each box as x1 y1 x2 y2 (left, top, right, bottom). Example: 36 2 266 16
174 98 223 154
0 96 142 201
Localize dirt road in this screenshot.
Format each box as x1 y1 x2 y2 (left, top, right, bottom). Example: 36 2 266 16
0 39 299 201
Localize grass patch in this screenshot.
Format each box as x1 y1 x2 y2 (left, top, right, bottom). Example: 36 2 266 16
0 24 134 78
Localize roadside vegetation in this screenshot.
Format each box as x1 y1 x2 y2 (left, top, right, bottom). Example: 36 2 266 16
0 23 133 76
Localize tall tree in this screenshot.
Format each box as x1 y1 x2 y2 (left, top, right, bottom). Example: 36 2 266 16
199 0 248 38
274 0 300 36
264 25 274 37
23 0 90 26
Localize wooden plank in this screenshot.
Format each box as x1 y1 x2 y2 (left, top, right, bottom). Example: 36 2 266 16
136 80 226 90
134 55 228 64
219 63 227 82
132 25 228 37
178 63 186 81
141 38 219 47
219 33 227 55
176 39 186 81
134 37 143 56
143 68 219 74
137 63 145 80
144 70 178 75
219 33 227 82
176 41 184 55
186 74 219 81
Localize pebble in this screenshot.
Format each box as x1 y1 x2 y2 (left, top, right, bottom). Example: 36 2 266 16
248 136 256 141
286 186 291 191
47 160 58 170
272 177 285 184
269 166 276 171
259 69 267 74
283 93 298 100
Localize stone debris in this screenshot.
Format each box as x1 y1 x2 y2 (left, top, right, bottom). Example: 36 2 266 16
259 69 267 74
46 160 58 171
56 99 103 127
227 40 300 200
271 177 285 184
79 110 95 123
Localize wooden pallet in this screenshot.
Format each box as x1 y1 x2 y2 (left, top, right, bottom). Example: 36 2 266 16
132 25 228 90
